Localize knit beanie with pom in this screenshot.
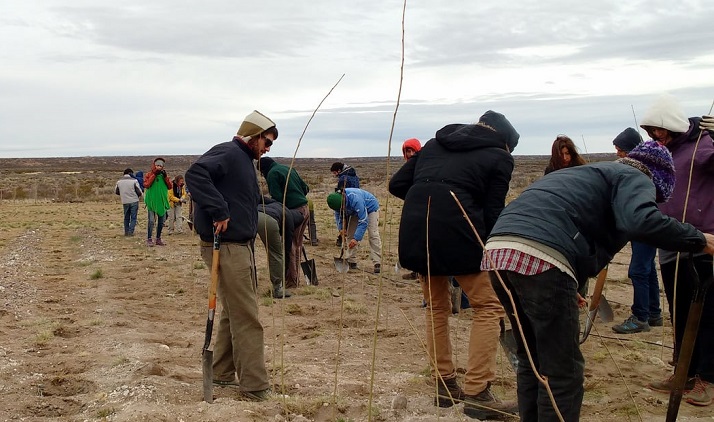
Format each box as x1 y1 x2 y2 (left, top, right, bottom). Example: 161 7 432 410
625 140 675 203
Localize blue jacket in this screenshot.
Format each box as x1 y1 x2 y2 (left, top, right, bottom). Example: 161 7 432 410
335 165 360 191
334 188 379 241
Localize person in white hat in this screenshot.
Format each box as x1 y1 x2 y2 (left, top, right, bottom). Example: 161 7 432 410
185 110 277 401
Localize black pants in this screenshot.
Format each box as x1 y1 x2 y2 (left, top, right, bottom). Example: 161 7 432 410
660 254 714 382
491 269 584 422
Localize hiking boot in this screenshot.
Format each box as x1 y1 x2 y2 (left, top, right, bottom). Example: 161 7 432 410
684 376 714 406
648 315 664 327
242 388 271 401
273 288 292 299
612 315 650 334
463 382 518 420
434 377 465 408
374 263 381 274
402 271 418 280
146 238 154 247
155 238 166 246
348 262 358 270
649 374 696 393
213 378 240 388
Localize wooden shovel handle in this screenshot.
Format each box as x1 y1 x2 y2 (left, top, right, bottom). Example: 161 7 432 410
589 266 608 312
208 233 221 311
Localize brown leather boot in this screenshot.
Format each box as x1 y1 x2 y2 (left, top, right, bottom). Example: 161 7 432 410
463 382 518 420
434 377 465 408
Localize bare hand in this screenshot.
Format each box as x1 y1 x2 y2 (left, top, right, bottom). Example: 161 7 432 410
348 239 358 249
703 233 714 255
214 219 230 233
576 293 587 309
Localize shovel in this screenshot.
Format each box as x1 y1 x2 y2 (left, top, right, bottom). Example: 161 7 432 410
201 232 220 403
300 246 318 285
666 256 712 422
499 320 519 373
334 247 349 273
580 266 609 344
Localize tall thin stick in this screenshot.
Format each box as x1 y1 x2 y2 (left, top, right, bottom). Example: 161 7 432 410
449 190 565 422
367 0 407 419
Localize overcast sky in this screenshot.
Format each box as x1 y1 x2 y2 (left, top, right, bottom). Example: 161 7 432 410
1 0 712 159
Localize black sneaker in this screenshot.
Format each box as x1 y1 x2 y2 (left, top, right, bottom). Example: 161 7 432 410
374 263 381 274
348 262 358 270
463 382 518 419
612 315 650 334
648 315 664 327
434 377 465 408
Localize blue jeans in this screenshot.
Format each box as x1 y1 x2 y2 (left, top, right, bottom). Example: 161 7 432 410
491 269 584 422
147 211 165 240
122 202 138 235
628 241 661 321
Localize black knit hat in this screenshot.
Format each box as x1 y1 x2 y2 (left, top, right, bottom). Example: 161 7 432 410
612 128 642 153
258 157 275 178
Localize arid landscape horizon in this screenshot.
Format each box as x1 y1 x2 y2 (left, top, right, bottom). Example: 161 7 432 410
1 154 711 421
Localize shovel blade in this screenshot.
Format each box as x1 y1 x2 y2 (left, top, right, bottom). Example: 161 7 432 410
301 259 318 285
499 328 519 372
202 350 213 403
334 257 349 273
598 295 614 322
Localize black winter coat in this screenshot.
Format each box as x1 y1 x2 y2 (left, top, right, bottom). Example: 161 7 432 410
489 161 706 285
389 122 516 275
186 138 260 243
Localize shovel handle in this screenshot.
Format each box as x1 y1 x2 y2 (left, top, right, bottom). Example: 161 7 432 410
589 266 608 312
202 232 221 353
208 233 221 311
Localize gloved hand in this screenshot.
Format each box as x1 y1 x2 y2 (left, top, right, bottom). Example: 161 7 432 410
700 115 714 131
160 170 167 177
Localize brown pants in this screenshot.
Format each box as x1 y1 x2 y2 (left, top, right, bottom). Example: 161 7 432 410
286 204 309 288
201 242 269 392
422 272 504 395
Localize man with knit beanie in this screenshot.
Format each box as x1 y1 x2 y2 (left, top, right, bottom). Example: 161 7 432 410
482 140 714 420
258 156 310 288
610 128 665 334
185 110 277 402
327 188 382 273
639 94 714 406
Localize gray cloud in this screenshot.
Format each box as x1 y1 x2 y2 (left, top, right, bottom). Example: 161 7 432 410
1 1 712 158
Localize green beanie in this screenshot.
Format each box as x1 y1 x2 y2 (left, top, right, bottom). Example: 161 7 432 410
327 192 343 211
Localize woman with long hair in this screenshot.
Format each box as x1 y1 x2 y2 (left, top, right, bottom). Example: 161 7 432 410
544 135 586 174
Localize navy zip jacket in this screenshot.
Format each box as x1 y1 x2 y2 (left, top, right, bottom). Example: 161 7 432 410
186 137 260 243
489 161 706 285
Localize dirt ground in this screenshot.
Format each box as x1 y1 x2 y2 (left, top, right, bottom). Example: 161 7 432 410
0 156 711 421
